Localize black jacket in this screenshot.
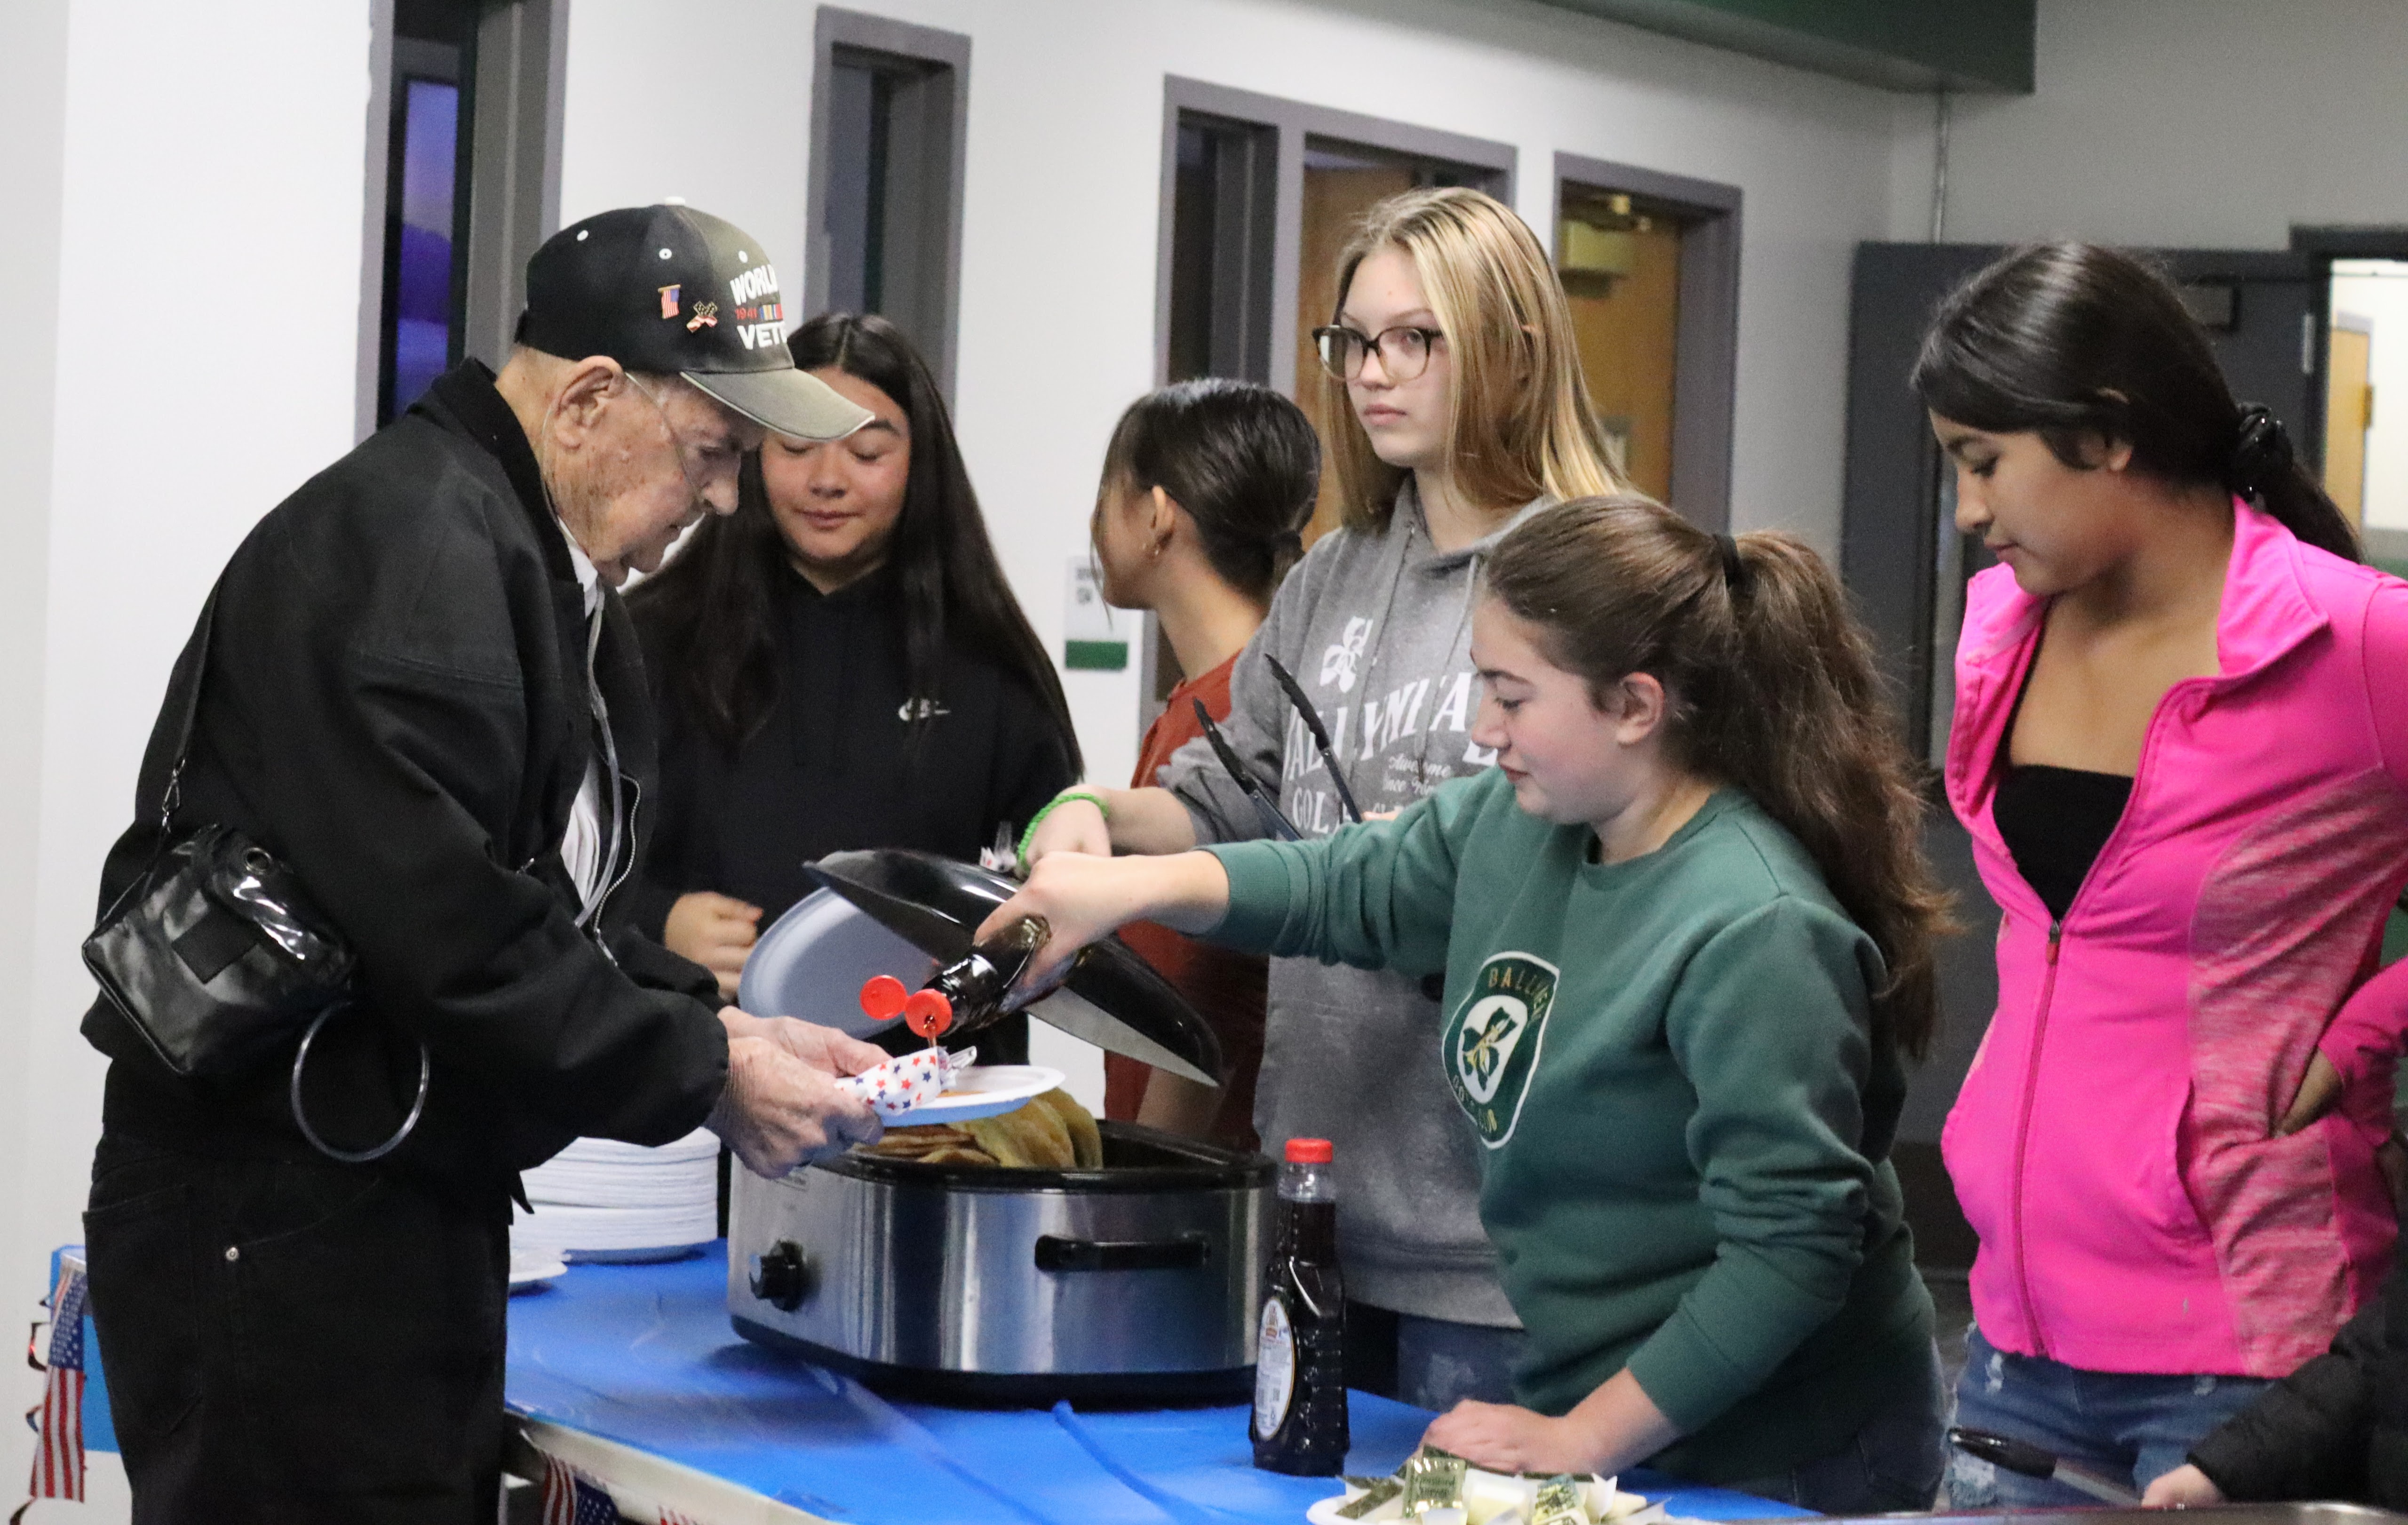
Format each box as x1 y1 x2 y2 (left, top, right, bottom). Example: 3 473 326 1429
2190 1216 2408 1505
86 363 726 1194
628 560 1076 936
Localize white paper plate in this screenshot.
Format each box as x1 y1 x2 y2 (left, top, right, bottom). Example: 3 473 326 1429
507 1250 568 1294
892 1063 1066 1123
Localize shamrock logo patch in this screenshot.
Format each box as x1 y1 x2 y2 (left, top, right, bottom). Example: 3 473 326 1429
1442 952 1558 1147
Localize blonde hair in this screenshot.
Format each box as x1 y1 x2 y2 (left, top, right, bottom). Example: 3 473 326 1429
1321 188 1626 532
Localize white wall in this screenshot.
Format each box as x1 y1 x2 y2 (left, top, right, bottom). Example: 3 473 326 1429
2 0 378 1465
1892 0 2408 248
2334 269 2408 532
563 0 1900 788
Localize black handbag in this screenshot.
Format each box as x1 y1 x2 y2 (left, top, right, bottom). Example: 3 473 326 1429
81 590 427 1162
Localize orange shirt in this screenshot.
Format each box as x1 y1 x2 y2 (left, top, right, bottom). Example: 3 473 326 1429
1102 655 1268 1150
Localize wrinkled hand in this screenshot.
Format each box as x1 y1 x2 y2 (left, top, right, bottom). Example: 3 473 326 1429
1423 1401 1600 1477
1025 794 1112 863
2276 1051 2344 1136
722 1008 888 1077
2141 1463 2225 1509
665 891 762 1000
706 1034 882 1177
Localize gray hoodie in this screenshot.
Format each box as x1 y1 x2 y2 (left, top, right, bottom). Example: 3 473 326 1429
1160 479 1545 1326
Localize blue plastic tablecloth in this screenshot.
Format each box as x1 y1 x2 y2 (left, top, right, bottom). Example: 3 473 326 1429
504 1243 1807 1525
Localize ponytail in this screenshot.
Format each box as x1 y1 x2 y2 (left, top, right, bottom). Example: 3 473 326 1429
1485 497 1955 1059
1915 242 2360 564
1101 379 1321 605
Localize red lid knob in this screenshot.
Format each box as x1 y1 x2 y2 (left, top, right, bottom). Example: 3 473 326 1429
859 975 908 1022
1285 1138 1333 1164
903 989 954 1040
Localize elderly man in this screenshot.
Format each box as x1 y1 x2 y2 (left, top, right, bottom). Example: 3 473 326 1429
79 206 885 1522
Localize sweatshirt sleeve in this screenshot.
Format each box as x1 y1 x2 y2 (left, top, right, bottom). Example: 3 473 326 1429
1620 896 1884 1436
2322 579 2408 1089
1160 539 1331 845
2190 1290 2383 1501
1194 774 1480 979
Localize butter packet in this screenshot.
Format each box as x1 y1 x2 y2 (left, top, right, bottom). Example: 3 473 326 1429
1337 1478 1406 1520
1400 1448 1469 1519
1531 1476 1586 1525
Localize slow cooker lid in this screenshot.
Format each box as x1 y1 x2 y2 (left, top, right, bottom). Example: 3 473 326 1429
807 849 1226 1090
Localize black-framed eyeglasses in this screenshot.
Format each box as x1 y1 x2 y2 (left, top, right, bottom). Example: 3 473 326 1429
1311 323 1445 383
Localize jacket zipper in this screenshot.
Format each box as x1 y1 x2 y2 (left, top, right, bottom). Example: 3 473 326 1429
2009 921 2063 1354
1998 672 2208 1360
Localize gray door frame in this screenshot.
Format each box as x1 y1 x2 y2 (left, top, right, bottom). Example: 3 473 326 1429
1153 77 1516 398
355 0 570 441
1552 152 1742 532
804 7 971 398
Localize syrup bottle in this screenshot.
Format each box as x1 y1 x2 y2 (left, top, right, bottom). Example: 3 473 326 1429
860 918 1051 1046
1252 1137 1347 1475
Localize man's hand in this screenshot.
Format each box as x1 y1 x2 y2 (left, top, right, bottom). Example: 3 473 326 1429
665 891 762 1000
2141 1463 2225 1508
706 1033 881 1177
720 1008 888 1077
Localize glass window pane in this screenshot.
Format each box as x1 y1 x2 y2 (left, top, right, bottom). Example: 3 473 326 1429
390 78 460 415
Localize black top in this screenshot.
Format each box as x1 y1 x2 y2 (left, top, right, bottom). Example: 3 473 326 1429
2188 1202 2408 1505
89 360 725 1192
631 561 1077 936
1993 764 2133 922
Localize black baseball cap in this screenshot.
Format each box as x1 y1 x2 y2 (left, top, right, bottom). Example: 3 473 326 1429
516 203 871 441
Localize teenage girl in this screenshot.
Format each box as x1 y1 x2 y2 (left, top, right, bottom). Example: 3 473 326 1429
1916 243 2408 1506
629 313 1078 1001
992 497 1951 1510
1087 379 1320 1148
1021 187 1626 1406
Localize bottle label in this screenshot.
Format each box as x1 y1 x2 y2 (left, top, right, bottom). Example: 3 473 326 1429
1252 1293 1295 1439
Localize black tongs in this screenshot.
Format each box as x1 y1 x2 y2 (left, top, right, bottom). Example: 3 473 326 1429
1263 655 1363 825
1193 700 1300 841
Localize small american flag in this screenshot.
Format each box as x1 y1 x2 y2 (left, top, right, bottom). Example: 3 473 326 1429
23 1262 88 1507
540 1452 620 1525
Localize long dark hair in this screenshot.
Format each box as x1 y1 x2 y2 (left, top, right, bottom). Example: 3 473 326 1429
1914 242 2358 562
1485 497 1954 1059
1100 379 1321 604
629 313 1081 770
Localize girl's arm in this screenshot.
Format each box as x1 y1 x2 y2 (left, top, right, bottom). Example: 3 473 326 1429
1425 1369 1683 1477
2314 580 2408 1098
984 778 1487 987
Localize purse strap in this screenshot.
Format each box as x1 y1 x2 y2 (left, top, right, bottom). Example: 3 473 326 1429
154 587 222 833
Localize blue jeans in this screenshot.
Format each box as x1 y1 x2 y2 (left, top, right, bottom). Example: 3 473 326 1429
1726 1339 1948 1513
1945 1323 2275 1507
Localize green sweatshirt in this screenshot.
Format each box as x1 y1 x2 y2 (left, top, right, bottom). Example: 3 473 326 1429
1204 769 1933 1483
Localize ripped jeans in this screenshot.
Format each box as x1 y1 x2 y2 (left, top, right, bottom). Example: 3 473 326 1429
1945 1323 2274 1508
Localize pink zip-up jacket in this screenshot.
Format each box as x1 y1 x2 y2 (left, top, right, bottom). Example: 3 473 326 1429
1942 503 2408 1378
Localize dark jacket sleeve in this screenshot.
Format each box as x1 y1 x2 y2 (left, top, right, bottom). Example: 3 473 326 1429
203 475 726 1150
2190 1284 2384 1501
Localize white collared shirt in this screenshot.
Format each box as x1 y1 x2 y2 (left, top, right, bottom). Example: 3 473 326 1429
557 523 609 914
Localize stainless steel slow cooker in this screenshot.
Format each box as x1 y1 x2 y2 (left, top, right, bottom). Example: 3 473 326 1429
731 1123 1270 1403
728 849 1269 1403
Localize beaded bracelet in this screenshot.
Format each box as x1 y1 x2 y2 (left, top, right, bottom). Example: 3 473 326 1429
1016 789 1110 875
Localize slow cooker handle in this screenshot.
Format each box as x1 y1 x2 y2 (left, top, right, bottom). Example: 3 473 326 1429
1033 1234 1209 1273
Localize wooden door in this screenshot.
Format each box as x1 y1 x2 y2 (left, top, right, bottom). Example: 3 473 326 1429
2326 319 2373 527
1294 165 1415 546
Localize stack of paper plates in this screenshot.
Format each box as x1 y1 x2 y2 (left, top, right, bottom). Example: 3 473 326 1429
511 1128 719 1263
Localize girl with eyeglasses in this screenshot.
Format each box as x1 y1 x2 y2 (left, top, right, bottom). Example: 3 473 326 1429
1021 187 1625 1407
989 498 1950 1508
